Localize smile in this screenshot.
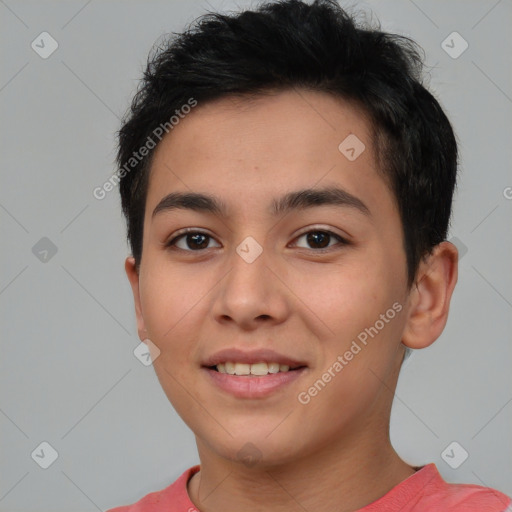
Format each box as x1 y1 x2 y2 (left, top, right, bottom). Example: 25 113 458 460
204 365 307 398
213 361 302 376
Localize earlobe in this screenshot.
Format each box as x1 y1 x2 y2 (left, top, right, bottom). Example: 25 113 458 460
124 256 147 340
402 241 458 350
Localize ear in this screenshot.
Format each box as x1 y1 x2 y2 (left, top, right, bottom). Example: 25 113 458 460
125 256 147 341
402 241 458 349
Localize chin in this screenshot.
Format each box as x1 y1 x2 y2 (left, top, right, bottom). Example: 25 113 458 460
197 427 305 469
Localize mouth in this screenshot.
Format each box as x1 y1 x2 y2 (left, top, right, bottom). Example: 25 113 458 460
206 361 306 376
202 348 308 397
203 361 307 400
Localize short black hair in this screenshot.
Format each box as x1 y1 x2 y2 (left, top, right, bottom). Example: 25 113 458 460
117 0 458 287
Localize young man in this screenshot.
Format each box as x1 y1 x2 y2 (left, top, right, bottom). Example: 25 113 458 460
108 0 511 510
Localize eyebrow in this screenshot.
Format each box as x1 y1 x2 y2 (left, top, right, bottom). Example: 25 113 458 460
151 186 371 219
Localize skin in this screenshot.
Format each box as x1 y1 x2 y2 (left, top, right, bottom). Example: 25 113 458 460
125 89 458 512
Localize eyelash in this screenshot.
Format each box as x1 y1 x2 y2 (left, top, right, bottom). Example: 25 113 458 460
165 228 349 253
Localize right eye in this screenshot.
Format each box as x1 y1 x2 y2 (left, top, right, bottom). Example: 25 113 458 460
166 230 222 252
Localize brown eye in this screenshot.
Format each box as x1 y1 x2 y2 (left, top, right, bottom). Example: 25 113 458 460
306 231 330 249
294 230 347 251
167 231 221 251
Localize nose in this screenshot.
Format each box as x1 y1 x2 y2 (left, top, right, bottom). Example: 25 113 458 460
211 243 291 331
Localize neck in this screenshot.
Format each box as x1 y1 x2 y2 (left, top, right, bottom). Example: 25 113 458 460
188 423 415 512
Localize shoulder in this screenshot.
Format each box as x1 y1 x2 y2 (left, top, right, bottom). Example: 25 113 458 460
412 464 511 512
105 465 200 512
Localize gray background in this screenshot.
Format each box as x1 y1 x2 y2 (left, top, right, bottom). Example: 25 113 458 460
1 0 511 510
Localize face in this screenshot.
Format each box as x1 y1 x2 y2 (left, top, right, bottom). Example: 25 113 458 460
126 90 412 467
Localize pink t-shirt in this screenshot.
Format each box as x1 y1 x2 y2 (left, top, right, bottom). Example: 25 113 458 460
106 463 511 512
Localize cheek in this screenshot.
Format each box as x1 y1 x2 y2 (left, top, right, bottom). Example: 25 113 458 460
291 252 406 377
138 264 200 356
138 268 204 416
293 302 406 438
288 257 391 335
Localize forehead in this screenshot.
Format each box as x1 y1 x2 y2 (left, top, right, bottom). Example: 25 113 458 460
146 89 390 218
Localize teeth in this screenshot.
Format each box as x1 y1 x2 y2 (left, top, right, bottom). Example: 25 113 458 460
234 363 250 375
250 362 269 376
225 362 235 375
268 362 280 374
215 361 294 375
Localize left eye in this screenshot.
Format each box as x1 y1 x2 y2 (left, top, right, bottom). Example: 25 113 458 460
292 230 346 250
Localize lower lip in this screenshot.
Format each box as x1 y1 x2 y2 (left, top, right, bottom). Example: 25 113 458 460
204 367 307 398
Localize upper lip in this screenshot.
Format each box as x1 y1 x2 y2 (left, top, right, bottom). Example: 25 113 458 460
202 348 307 368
